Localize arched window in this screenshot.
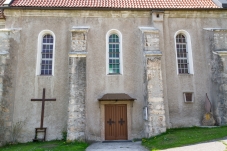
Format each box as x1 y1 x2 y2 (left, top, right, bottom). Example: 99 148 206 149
175 30 193 74
176 34 188 74
106 29 123 75
41 34 54 75
36 30 55 76
109 34 120 74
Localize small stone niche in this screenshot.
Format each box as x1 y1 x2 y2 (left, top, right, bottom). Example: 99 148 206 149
183 92 194 103
151 12 164 22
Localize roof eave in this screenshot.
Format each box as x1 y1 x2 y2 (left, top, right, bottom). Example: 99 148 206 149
0 6 223 11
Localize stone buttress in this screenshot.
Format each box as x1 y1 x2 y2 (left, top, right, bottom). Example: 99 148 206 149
0 28 20 146
67 27 89 141
139 27 166 137
204 28 227 125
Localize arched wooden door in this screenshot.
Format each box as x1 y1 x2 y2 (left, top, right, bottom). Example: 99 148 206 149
105 104 127 140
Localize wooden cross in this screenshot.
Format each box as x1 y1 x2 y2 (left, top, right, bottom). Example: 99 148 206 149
31 88 56 128
107 118 115 126
118 118 125 125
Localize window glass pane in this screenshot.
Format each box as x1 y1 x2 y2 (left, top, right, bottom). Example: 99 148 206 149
176 33 188 74
41 34 53 75
108 33 120 74
109 67 113 73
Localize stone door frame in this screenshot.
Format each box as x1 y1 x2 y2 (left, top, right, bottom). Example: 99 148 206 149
99 101 133 141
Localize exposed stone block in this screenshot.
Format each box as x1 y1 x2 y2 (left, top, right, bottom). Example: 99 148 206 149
150 109 165 115
148 97 163 103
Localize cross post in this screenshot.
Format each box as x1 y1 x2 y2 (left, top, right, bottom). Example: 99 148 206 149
31 88 56 128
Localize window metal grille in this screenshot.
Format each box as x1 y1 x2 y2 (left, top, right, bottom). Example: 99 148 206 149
176 34 189 74
109 34 120 74
41 34 53 75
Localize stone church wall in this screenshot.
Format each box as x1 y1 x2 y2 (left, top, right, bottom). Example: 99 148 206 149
162 10 227 127
2 9 227 143
3 10 152 142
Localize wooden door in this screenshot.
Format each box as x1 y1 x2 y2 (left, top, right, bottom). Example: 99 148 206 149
105 104 127 140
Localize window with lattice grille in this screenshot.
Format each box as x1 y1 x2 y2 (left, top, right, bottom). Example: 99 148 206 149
108 34 120 74
176 34 189 74
41 34 53 75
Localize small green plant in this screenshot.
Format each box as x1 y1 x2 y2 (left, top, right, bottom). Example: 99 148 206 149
62 131 67 141
142 126 227 151
222 141 227 151
0 140 89 151
10 119 26 144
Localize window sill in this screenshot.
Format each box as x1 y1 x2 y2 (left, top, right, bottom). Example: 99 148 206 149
107 73 122 76
178 73 194 76
37 75 54 77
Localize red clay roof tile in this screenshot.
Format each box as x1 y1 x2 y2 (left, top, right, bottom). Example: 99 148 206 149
10 0 219 9
0 0 5 19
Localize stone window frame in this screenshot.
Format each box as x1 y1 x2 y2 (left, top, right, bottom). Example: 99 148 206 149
106 29 123 75
174 30 194 75
36 30 56 76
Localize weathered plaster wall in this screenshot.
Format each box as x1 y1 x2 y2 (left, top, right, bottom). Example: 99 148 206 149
3 14 71 142
3 10 151 142
162 10 227 127
83 11 150 140
3 9 227 142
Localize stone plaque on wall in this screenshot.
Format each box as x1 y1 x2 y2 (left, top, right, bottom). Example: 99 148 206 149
144 32 159 51
214 32 227 51
71 32 86 51
139 27 160 51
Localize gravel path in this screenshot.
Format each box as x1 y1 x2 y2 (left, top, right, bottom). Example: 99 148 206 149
161 137 227 151
86 137 227 151
86 141 148 151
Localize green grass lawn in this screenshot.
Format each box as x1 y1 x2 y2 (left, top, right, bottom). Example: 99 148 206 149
0 140 89 151
142 126 227 151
